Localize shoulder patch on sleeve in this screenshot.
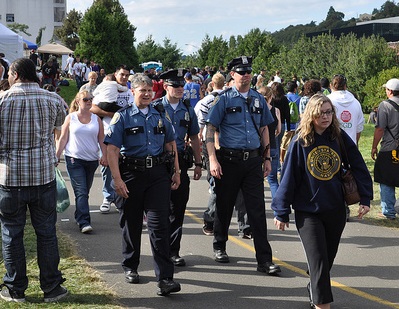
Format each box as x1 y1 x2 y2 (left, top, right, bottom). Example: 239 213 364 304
110 112 121 125
211 95 220 107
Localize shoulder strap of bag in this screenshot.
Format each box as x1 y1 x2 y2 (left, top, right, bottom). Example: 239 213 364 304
384 99 399 141
337 131 350 170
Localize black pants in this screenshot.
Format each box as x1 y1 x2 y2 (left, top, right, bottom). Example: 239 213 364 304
169 158 190 256
213 155 273 264
295 207 346 305
120 164 174 281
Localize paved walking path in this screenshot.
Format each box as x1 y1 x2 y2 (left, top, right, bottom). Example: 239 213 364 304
57 165 399 309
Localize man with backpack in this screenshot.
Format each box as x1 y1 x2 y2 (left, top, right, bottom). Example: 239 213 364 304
280 81 301 163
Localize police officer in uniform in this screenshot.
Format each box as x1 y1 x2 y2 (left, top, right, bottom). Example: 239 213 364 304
105 73 181 296
154 69 203 267
206 56 281 275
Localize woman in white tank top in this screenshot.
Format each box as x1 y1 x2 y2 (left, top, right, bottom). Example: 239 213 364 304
56 90 108 233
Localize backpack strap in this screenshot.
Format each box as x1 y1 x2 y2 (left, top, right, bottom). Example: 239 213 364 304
384 99 399 141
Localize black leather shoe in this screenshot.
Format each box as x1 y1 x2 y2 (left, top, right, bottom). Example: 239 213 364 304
157 278 181 296
125 270 140 284
171 255 186 266
257 262 281 275
214 250 229 263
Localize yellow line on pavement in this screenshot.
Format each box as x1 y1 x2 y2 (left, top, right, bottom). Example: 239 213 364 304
185 210 399 309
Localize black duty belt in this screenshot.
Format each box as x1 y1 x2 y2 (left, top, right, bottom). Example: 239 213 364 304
120 155 165 171
220 147 260 161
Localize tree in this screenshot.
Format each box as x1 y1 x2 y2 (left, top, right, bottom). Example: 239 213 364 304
372 1 399 19
7 23 31 36
36 27 46 46
269 33 396 105
54 9 82 50
75 0 138 73
137 35 160 66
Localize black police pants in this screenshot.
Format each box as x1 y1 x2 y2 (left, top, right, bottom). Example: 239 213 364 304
169 158 190 256
295 207 346 305
119 164 174 281
213 156 273 264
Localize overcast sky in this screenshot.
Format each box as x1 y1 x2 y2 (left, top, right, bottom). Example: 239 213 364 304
67 0 386 55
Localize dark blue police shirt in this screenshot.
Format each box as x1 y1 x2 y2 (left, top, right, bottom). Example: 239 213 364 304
206 87 273 150
160 97 200 152
104 103 176 157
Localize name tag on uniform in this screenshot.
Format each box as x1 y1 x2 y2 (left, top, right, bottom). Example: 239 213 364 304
226 106 242 113
125 126 144 135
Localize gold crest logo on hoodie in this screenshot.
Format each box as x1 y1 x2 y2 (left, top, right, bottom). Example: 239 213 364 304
307 146 341 180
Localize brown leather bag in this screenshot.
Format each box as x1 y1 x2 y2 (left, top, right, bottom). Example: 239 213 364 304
341 169 361 205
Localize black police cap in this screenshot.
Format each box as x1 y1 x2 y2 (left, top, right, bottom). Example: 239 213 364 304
159 69 188 85
227 56 253 71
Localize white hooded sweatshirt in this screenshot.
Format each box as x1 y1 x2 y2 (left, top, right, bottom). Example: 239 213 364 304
328 90 364 144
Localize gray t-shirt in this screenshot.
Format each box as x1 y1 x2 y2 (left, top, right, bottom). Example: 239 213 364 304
376 97 399 151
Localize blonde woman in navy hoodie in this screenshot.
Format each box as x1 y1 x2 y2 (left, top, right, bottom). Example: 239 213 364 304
272 94 372 309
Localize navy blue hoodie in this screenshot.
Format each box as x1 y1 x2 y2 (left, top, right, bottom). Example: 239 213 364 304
271 129 373 223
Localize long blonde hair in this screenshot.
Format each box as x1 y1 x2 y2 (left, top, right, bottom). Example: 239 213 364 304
296 93 341 147
70 90 90 113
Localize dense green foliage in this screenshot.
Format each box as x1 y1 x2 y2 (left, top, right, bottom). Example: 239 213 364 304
136 36 181 70
75 0 138 73
269 34 396 106
54 9 82 51
362 66 399 111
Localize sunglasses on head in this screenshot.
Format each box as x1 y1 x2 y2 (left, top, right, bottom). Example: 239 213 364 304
82 97 93 102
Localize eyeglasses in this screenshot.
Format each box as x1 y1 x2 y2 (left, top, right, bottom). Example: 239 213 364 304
82 97 93 102
318 110 334 117
234 69 252 76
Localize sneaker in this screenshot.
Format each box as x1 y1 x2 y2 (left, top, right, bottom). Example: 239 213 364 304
100 200 111 213
81 225 93 233
0 285 25 303
202 222 214 236
44 285 68 303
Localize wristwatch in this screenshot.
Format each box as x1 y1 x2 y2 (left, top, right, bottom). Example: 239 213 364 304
195 162 203 168
264 157 272 161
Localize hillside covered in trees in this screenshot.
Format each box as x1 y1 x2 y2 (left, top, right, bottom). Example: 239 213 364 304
271 1 399 47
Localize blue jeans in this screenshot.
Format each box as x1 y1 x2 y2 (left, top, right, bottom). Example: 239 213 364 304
101 165 116 203
65 156 98 228
0 180 63 293
380 183 397 218
267 148 280 199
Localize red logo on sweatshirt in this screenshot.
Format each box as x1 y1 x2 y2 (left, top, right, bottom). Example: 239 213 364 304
340 110 351 123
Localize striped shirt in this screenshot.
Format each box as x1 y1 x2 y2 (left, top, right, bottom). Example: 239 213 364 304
0 82 66 186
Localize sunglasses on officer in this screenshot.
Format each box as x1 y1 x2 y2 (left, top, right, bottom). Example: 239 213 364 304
166 81 185 88
233 67 253 76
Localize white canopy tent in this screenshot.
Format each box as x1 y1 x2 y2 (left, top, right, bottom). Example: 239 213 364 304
0 23 24 63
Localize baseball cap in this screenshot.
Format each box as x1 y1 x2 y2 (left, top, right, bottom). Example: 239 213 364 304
383 78 399 91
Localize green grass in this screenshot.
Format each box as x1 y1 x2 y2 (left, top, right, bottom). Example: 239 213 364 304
57 79 79 106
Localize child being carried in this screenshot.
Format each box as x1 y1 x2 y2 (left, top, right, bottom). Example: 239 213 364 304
93 74 128 112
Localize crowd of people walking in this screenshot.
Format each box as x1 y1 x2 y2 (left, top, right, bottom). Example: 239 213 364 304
1 52 398 308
